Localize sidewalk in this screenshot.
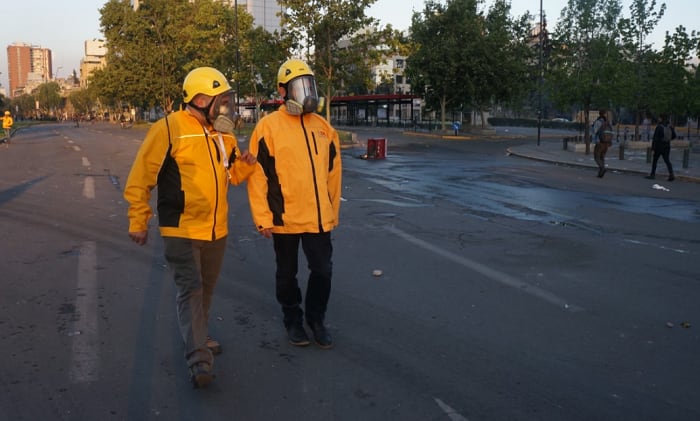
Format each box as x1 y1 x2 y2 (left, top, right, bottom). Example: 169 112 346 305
386 126 700 184
506 139 700 183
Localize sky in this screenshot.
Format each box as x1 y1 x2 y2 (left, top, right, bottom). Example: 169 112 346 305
1 0 697 93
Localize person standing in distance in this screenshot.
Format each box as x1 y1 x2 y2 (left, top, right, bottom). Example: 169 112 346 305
247 59 342 349
2 110 14 144
645 113 676 181
592 110 613 178
124 67 257 388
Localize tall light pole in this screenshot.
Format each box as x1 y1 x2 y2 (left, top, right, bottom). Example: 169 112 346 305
537 0 543 146
235 0 240 117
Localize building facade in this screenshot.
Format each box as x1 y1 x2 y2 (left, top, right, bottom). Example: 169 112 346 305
7 42 53 97
132 0 283 33
235 0 284 33
80 39 107 88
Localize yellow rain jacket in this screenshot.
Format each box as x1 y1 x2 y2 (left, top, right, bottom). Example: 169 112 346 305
2 114 13 130
247 105 342 234
124 109 255 241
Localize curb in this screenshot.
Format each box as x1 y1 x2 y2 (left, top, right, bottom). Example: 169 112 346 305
506 147 700 184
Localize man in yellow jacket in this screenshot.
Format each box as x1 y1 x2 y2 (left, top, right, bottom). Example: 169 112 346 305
2 111 13 143
247 59 342 349
124 67 257 388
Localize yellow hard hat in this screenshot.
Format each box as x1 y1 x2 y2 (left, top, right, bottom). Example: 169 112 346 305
182 67 231 103
277 59 314 86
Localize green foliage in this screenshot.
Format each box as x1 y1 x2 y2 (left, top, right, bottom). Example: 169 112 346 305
548 0 699 132
34 82 64 115
547 0 623 138
10 94 35 118
63 0 699 129
279 0 396 119
94 0 257 113
239 26 290 118
69 85 98 115
406 0 533 128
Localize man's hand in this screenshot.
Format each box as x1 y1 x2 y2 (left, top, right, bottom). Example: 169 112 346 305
129 230 148 246
260 228 272 239
240 150 257 165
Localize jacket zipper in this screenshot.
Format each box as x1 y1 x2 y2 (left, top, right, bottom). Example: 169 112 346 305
300 116 323 232
205 130 220 240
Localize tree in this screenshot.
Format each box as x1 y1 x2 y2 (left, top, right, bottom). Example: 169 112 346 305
95 0 250 115
407 0 532 130
618 0 666 134
654 26 700 123
407 0 479 130
279 0 394 121
474 0 534 127
34 82 63 117
10 94 35 119
68 85 98 116
239 26 290 120
548 0 623 151
688 66 700 137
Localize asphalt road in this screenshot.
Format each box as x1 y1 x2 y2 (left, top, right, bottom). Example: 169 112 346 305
1 122 698 421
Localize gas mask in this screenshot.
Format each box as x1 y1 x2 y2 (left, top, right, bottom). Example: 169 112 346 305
284 75 324 115
208 91 237 133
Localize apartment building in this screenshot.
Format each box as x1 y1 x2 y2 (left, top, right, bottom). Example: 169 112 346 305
80 39 107 88
7 42 53 98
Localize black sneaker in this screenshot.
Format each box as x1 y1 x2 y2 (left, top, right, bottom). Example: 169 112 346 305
308 321 334 349
190 362 213 389
287 322 310 346
668 175 675 181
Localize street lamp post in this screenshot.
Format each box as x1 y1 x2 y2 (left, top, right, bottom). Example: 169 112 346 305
235 0 240 117
537 0 543 146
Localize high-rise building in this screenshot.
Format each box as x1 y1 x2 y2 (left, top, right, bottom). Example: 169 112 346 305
131 0 283 33
6 42 53 98
226 0 284 33
80 39 107 88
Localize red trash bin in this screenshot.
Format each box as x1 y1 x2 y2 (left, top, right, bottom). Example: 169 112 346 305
367 138 387 159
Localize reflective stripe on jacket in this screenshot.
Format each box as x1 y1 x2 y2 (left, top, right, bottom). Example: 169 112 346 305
247 105 342 234
124 109 254 241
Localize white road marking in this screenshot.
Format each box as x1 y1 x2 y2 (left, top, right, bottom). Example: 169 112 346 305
82 157 91 167
69 241 99 383
434 398 469 421
385 225 583 312
83 176 95 199
73 145 81 151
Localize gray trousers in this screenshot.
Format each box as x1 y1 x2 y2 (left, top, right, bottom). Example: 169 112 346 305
163 236 226 369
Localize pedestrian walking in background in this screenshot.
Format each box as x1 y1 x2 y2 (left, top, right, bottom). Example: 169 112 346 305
2 110 14 143
247 59 342 349
124 67 257 388
646 113 676 181
592 110 613 178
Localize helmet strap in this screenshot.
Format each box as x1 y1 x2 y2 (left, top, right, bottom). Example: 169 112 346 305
187 98 215 125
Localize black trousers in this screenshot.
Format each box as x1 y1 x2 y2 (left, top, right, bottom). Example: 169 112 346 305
650 145 674 176
272 232 333 326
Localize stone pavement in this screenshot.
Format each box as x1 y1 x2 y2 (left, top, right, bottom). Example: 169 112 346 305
391 126 700 184
505 138 700 184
